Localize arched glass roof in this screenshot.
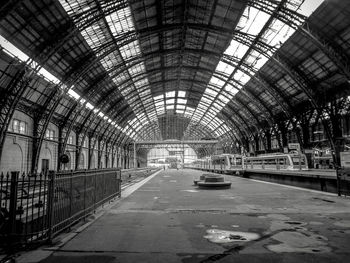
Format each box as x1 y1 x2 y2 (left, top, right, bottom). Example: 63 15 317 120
1 0 349 147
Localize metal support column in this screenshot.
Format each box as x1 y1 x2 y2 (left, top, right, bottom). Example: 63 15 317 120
134 142 137 169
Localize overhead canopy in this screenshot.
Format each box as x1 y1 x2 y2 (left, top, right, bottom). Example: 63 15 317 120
0 0 349 148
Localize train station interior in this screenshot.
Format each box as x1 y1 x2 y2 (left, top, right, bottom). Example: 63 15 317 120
0 0 350 262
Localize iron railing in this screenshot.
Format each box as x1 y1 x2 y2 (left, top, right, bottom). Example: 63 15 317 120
0 168 121 253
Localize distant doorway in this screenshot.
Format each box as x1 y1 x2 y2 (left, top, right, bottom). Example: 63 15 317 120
41 159 49 174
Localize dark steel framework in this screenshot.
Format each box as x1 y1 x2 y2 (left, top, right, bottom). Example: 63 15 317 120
0 0 350 166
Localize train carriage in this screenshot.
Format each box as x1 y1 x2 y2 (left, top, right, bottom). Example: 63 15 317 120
244 153 308 170
211 154 244 173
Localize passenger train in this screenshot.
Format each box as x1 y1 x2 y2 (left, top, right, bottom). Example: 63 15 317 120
188 153 308 173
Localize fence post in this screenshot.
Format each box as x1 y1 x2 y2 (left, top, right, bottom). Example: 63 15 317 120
336 168 342 196
46 170 56 243
117 169 121 197
93 171 96 213
83 169 87 220
8 171 19 251
69 170 73 219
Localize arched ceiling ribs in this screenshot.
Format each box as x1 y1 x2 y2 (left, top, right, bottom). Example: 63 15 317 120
77 32 285 115
221 58 293 115
176 0 190 97
96 65 214 105
196 0 293 128
219 111 246 144
300 25 350 81
154 0 166 98
223 102 257 137
97 67 278 142
80 47 221 97
77 30 274 86
11 1 129 71
182 122 215 139
247 0 306 29
110 129 127 148
73 29 275 96
248 0 350 99
215 121 241 145
252 0 348 81
236 89 275 126
166 87 262 136
240 86 281 129
230 98 268 130
0 0 23 21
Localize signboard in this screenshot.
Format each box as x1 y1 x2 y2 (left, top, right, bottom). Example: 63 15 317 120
168 151 183 155
340 152 350 168
288 143 300 151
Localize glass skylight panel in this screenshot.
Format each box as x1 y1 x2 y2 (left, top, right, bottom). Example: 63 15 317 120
224 39 249 59
166 105 175 109
216 61 235 75
38 68 60 84
209 109 218 116
101 56 116 70
134 78 148 87
178 91 186 97
112 72 129 85
128 63 144 75
205 88 218 97
155 101 164 107
177 98 187 104
245 51 260 67
234 70 251 85
154 95 164 101
225 84 239 95
166 91 176 98
297 0 324 16
177 105 186 109
218 95 230 104
120 40 141 60
59 0 160 140
166 99 175 104
86 103 94 110
240 7 270 36
254 54 269 69
129 118 136 125
209 76 225 87
81 25 107 50
212 103 223 112
263 20 294 49
139 90 150 97
105 6 134 37
68 89 80 100
201 97 211 104
176 109 185 114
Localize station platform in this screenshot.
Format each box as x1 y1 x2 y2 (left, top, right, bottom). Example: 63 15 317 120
17 169 350 263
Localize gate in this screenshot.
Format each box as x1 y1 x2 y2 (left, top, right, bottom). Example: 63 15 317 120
0 168 121 253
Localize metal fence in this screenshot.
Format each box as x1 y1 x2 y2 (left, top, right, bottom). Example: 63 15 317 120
0 168 121 252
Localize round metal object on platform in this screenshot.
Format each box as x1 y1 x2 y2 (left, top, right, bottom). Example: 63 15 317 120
196 174 231 188
193 174 206 185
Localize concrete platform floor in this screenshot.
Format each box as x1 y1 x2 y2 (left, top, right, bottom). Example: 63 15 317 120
28 169 350 262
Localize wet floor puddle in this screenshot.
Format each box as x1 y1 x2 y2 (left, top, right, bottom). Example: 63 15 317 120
204 229 260 244
266 231 331 253
334 220 350 228
265 214 331 253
